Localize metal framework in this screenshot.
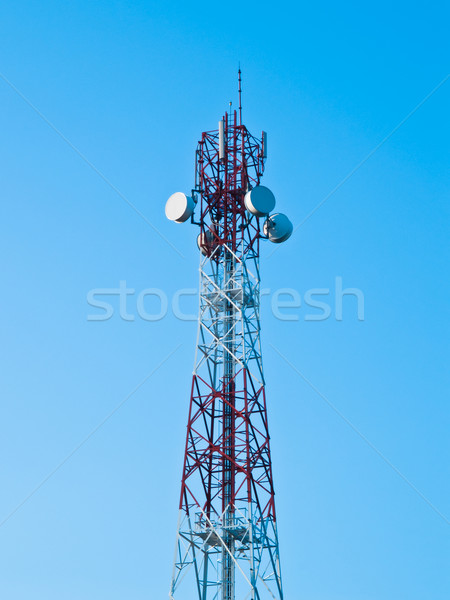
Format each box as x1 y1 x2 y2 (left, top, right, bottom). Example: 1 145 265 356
170 86 283 600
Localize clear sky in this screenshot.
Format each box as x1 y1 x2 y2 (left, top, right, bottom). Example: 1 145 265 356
0 1 448 599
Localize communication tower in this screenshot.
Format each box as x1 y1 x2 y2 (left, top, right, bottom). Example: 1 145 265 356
165 71 292 600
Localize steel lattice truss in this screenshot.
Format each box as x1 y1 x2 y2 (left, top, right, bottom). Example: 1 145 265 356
170 110 283 600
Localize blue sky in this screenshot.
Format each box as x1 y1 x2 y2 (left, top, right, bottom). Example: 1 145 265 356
0 1 448 598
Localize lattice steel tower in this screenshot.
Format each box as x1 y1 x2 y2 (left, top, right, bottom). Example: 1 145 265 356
165 72 292 600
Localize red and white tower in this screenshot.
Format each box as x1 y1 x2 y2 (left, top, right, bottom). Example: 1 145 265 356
165 72 292 600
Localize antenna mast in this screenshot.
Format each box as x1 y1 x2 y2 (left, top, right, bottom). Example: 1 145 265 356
238 67 243 125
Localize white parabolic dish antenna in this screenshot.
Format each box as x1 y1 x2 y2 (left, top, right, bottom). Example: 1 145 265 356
244 185 276 217
165 192 195 223
197 230 216 256
263 213 293 243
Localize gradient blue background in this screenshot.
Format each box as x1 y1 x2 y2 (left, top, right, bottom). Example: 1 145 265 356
0 1 448 598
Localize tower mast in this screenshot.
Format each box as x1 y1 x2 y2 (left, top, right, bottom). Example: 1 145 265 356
166 72 292 600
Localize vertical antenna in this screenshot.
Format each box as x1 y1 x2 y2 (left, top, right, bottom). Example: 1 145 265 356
238 67 242 126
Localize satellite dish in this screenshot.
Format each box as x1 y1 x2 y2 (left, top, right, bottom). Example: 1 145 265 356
197 230 217 256
244 186 276 217
165 192 195 223
263 213 293 243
